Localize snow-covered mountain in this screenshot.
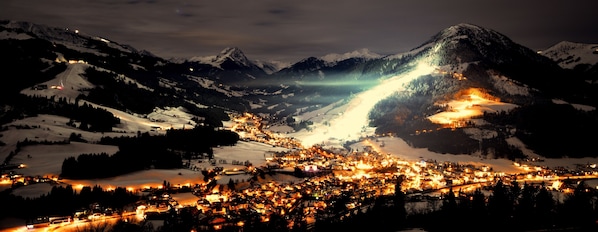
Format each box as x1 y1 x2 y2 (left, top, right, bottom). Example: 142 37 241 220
539 41 598 69
253 59 290 74
189 47 254 69
0 20 154 57
186 47 292 76
320 48 382 64
1 20 596 160
363 23 596 158
0 20 254 120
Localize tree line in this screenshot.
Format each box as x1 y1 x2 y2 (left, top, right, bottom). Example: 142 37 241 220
0 184 138 221
318 178 598 232
60 126 239 179
0 95 119 132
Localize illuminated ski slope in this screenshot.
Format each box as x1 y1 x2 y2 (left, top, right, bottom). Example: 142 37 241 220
295 62 436 147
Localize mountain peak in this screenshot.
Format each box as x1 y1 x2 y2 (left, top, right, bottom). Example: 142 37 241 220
435 23 511 45
441 23 484 35
218 47 244 57
320 48 382 63
215 47 250 64
405 23 529 66
541 41 598 69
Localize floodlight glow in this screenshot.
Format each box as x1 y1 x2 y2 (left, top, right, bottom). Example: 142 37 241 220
300 62 435 146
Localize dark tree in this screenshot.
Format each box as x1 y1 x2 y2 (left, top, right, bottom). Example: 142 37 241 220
560 181 596 229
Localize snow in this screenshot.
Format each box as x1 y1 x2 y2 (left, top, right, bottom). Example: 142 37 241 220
188 76 246 97
4 59 598 199
505 136 539 158
386 42 433 60
289 61 436 147
170 192 199 207
552 99 596 111
253 59 291 74
18 59 204 133
320 48 382 63
353 137 521 174
20 63 94 100
10 182 55 199
0 30 33 40
188 47 254 69
187 55 219 67
12 142 119 177
146 106 198 128
61 169 200 191
427 90 519 125
5 108 598 199
490 73 530 96
541 41 598 69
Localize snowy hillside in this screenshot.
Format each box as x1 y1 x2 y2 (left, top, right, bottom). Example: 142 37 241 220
320 48 382 64
540 41 598 69
0 20 150 57
186 47 289 73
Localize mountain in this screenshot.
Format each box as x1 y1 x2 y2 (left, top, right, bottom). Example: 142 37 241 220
189 47 256 69
540 41 598 69
365 23 597 158
1 20 596 161
275 48 384 79
184 47 274 84
320 48 382 63
253 59 290 75
0 20 254 122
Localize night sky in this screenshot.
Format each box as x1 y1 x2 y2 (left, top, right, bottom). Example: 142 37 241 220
1 0 597 63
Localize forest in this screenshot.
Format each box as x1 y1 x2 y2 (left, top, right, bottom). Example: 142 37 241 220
60 126 240 179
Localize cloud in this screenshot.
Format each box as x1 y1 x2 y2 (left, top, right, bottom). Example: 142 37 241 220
1 0 597 62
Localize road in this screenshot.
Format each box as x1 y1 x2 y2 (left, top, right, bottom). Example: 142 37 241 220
3 213 139 232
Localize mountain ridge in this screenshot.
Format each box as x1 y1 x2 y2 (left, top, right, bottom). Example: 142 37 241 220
539 40 598 69
1 19 596 160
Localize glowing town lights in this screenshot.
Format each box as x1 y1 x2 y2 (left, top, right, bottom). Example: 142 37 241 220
355 160 373 170
381 160 389 167
552 180 562 190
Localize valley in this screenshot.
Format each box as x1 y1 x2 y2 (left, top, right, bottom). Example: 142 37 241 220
0 20 597 231
2 109 598 232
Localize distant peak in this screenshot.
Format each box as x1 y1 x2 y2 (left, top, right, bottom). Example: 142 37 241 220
430 23 513 48
438 23 490 38
448 23 484 31
218 47 246 59
220 47 243 54
550 41 585 49
214 47 253 67
320 48 382 63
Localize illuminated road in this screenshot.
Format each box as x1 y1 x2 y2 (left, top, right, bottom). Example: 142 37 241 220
5 213 139 232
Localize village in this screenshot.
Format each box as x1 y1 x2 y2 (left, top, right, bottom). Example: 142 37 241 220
3 112 598 231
